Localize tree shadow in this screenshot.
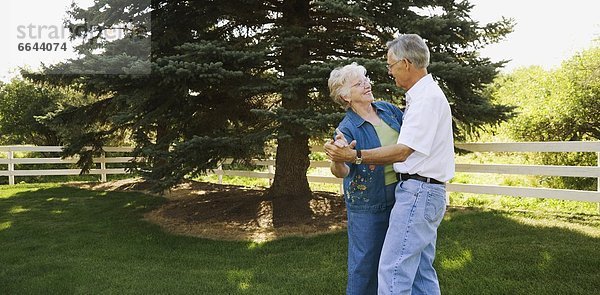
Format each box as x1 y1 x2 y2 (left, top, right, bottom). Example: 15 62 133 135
1 186 599 294
436 207 600 295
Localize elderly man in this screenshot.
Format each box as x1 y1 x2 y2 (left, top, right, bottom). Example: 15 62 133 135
324 34 454 295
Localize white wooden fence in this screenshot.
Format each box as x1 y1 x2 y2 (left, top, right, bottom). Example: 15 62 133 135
212 142 600 203
1 142 599 205
450 142 600 203
0 146 133 184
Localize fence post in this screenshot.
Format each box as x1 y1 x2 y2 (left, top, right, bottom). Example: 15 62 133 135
100 151 107 182
217 163 223 184
8 149 15 185
268 157 274 186
597 152 599 214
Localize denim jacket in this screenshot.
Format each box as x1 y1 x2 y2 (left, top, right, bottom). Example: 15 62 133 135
336 101 403 213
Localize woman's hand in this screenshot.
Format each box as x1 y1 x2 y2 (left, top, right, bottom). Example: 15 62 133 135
324 129 357 163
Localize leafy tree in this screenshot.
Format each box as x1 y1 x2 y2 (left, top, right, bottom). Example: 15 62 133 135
26 0 514 225
0 78 91 145
487 44 599 190
557 45 600 140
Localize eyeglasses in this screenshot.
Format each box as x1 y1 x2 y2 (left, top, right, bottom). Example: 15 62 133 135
386 58 412 70
351 77 371 88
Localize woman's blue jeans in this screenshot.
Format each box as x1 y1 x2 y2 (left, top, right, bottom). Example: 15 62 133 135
377 179 447 295
346 183 396 295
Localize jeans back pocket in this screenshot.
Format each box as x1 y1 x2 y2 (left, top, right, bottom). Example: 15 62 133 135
424 189 446 223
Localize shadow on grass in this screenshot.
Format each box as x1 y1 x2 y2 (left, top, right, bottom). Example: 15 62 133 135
0 185 598 294
437 207 600 295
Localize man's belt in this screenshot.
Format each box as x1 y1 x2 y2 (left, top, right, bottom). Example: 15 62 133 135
396 173 444 185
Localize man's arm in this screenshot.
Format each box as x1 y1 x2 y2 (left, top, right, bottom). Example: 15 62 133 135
324 141 414 165
362 143 414 165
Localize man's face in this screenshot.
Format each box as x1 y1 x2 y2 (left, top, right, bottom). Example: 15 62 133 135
386 50 410 90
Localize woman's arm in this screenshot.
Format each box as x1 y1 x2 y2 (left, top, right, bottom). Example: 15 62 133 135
330 161 350 178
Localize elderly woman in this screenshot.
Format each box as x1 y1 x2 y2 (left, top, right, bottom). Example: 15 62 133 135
326 62 403 295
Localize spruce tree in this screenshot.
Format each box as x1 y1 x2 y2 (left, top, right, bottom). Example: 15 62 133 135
26 0 514 225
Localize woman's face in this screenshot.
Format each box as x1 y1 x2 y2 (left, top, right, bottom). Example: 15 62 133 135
345 75 373 106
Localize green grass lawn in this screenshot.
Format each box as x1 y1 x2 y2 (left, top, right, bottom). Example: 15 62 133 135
1 184 599 294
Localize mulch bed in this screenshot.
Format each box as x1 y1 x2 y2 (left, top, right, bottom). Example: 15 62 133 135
72 179 347 242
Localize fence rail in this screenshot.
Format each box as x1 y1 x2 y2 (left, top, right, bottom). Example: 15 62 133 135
1 142 599 206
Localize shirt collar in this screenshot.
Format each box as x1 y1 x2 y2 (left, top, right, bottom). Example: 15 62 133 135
346 102 387 127
405 74 434 104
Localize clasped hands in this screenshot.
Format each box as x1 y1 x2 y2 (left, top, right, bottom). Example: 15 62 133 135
324 129 357 163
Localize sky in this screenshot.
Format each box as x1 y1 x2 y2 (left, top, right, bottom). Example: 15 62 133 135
0 0 599 82
469 0 599 71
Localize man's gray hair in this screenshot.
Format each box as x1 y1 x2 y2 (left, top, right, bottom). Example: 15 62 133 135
328 62 367 110
386 34 430 69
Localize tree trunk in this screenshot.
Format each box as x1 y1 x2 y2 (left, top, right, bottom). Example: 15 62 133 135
269 135 313 227
268 0 313 227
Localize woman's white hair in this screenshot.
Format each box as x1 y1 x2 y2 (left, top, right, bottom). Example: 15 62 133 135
328 62 367 110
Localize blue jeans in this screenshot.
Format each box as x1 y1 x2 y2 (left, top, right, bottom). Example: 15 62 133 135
346 183 396 295
378 179 447 295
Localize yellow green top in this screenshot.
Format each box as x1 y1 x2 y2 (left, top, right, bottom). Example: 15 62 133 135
374 120 400 185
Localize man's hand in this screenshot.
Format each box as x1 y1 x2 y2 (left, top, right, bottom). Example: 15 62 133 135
324 129 357 163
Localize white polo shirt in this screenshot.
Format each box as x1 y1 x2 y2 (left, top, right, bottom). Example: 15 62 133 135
393 74 455 182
